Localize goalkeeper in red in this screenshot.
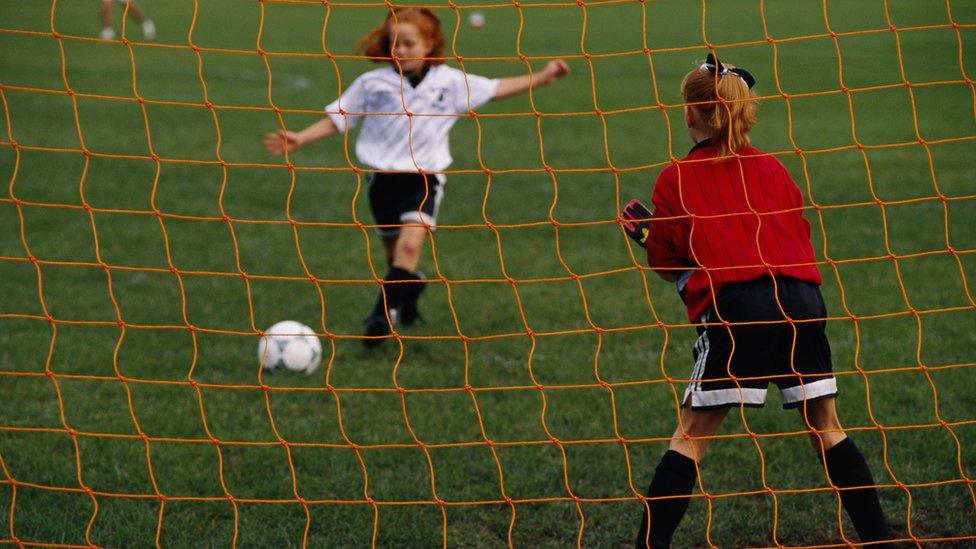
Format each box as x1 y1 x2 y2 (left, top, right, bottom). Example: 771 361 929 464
625 54 894 547
264 7 568 347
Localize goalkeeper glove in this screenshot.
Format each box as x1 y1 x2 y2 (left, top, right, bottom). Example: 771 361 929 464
622 199 652 247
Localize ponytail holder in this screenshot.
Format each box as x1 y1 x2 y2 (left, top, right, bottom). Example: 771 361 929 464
700 53 756 89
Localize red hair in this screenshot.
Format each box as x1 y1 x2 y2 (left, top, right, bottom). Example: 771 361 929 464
681 59 758 157
358 8 445 66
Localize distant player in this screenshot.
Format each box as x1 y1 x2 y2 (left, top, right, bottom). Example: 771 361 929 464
100 0 155 41
623 54 894 548
264 8 569 347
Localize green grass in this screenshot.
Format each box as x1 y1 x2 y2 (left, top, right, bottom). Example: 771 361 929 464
1 0 975 546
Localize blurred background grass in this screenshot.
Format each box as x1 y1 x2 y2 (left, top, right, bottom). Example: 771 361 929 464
1 0 975 546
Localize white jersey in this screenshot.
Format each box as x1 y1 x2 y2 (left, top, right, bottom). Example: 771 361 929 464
325 64 499 180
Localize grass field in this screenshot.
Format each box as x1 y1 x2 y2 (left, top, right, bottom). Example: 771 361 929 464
1 0 975 546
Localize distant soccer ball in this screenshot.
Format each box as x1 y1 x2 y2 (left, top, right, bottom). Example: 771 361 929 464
468 11 485 28
258 321 322 374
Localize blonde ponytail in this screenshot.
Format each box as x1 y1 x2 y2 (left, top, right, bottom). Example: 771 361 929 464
681 57 758 158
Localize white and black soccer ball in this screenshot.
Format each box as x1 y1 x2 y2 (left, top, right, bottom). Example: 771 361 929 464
258 321 322 374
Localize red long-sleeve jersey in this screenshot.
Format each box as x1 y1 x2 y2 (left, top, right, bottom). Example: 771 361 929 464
646 140 822 322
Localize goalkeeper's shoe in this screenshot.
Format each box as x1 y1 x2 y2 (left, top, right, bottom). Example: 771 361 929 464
400 271 427 328
622 199 652 247
363 308 397 348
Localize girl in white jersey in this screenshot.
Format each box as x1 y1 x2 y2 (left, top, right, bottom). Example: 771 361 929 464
264 7 569 347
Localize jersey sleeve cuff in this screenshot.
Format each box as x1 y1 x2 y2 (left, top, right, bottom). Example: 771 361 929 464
324 106 349 134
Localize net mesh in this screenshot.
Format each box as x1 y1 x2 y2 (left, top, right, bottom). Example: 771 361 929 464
1 0 974 546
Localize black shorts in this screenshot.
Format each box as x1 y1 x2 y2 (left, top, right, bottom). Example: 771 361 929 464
368 172 443 237
684 276 837 410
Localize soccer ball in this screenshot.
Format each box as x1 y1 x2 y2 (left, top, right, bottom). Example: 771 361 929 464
468 11 485 28
258 321 322 374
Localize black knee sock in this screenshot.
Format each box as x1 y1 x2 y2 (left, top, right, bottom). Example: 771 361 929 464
636 450 697 549
822 437 893 545
369 267 414 319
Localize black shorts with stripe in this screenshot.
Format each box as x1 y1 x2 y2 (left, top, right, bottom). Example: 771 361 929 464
369 172 443 237
684 276 837 410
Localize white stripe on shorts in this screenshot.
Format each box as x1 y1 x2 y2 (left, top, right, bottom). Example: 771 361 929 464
691 386 768 408
683 313 711 405
780 377 837 406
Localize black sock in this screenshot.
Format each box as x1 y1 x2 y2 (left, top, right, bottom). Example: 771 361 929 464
369 267 419 319
636 450 697 549
822 437 893 544
400 270 427 325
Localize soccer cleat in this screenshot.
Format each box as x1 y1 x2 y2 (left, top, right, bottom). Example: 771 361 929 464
141 20 156 40
622 199 653 247
400 270 427 327
100 27 116 40
363 308 397 348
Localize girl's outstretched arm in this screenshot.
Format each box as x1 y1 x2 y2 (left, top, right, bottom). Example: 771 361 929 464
492 60 570 100
263 117 340 155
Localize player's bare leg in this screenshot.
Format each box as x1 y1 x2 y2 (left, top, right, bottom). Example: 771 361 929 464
636 405 728 548
100 0 116 39
668 405 730 461
798 396 846 452
800 397 894 546
106 0 155 40
364 225 429 346
391 224 428 327
391 224 426 272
